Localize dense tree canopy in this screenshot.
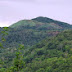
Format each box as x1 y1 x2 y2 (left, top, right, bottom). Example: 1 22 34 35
0 17 72 72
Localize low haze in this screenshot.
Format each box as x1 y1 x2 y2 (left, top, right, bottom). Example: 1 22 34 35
0 0 72 27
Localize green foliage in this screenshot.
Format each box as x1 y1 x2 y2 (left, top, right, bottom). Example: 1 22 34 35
0 17 72 72
32 16 72 29
0 43 3 48
2 17 72 48
0 30 72 72
11 45 25 72
0 27 9 71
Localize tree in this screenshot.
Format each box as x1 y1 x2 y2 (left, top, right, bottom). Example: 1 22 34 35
10 44 25 72
0 27 9 71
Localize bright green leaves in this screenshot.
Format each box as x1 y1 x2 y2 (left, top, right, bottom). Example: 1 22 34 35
3 27 9 31
0 43 3 48
19 44 24 50
12 44 25 72
0 27 9 71
1 37 6 42
0 27 9 48
1 31 8 36
1 27 9 36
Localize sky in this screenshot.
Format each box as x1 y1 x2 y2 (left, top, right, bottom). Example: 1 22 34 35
0 0 72 27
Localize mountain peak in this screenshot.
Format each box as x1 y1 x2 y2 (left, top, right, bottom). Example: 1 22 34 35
32 16 54 23
32 16 72 28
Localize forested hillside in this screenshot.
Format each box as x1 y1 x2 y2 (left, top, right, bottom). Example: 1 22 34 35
20 30 72 72
3 17 72 48
0 29 72 72
0 17 72 72
32 17 72 29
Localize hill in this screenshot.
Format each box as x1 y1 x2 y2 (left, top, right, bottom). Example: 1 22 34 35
18 30 72 72
4 16 72 47
10 16 72 29
0 30 72 72
32 16 72 29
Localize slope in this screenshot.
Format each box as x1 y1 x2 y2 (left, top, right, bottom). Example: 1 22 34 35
1 30 72 72
32 16 72 29
5 17 72 47
21 30 72 72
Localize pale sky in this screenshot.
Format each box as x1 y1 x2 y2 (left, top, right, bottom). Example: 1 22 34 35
0 0 72 27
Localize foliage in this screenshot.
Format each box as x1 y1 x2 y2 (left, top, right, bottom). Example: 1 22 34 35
0 17 72 72
4 17 72 48
0 30 72 72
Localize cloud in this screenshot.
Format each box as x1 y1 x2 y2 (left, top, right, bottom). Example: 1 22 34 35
0 0 71 5
36 0 72 6
0 0 35 2
0 0 34 1
0 21 11 27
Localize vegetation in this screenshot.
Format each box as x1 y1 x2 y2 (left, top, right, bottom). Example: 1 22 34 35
1 29 72 72
3 17 72 48
32 16 72 29
0 17 72 72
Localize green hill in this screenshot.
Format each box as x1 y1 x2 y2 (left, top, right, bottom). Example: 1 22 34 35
1 17 72 72
10 19 63 30
4 16 72 48
0 29 72 72
10 16 72 29
32 16 72 29
18 30 72 72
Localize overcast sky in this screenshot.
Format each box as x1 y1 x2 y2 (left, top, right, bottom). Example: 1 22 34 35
0 0 72 27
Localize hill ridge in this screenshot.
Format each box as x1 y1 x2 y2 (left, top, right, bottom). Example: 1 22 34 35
10 16 72 29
